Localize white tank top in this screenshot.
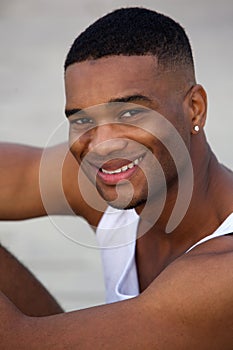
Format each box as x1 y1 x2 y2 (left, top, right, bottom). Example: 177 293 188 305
96 207 233 303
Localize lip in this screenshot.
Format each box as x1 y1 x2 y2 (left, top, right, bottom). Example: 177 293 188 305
100 158 137 171
95 155 144 185
97 165 139 184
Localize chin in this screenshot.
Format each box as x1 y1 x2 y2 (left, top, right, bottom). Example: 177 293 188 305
107 197 147 211
96 180 148 210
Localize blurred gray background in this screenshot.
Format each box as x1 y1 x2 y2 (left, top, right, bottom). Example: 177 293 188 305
0 0 232 311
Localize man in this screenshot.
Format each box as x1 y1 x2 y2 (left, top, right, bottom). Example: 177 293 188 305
1 7 233 349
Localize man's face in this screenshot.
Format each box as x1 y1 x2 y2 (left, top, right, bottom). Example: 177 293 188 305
65 55 192 211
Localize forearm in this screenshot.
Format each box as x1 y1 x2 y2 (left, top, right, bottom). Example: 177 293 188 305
0 143 45 220
0 244 63 316
0 142 94 221
1 263 233 350
0 142 78 220
1 291 142 350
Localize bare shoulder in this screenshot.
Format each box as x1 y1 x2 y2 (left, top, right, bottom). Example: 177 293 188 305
141 238 233 348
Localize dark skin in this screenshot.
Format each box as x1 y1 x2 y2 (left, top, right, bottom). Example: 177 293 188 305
0 245 63 316
65 56 233 289
0 55 233 348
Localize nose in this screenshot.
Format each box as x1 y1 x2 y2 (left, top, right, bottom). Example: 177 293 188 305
88 124 128 157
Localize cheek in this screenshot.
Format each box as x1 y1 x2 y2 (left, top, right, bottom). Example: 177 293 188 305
165 104 191 148
69 127 92 160
69 140 83 165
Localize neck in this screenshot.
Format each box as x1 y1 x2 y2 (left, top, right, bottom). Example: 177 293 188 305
135 132 233 291
136 132 230 248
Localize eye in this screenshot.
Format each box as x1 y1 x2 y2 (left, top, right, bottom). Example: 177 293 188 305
119 108 146 120
70 117 94 125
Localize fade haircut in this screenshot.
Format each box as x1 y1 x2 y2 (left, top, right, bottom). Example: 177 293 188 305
64 7 195 75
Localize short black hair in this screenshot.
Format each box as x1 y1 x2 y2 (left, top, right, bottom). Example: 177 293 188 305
64 7 194 74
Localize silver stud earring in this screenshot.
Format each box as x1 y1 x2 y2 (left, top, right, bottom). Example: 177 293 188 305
193 125 199 132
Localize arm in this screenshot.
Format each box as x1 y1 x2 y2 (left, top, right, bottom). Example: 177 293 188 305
1 250 233 349
0 143 45 219
0 143 103 318
0 244 63 316
0 142 102 223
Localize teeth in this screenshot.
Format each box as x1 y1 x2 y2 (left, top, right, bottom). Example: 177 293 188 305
128 163 134 169
112 168 121 174
101 156 143 175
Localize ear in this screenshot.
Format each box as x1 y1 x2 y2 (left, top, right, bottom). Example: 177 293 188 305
185 84 207 134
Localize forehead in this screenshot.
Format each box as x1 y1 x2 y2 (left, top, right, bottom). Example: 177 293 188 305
64 55 168 108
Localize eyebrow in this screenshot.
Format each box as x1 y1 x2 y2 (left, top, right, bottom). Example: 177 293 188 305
109 94 152 104
65 94 152 118
65 108 82 118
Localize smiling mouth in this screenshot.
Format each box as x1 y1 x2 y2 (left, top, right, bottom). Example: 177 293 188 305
92 155 144 185
100 156 143 174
